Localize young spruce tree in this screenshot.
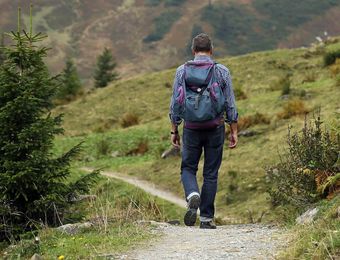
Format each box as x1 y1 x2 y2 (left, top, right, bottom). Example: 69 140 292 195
56 58 82 101
0 8 98 240
0 33 5 65
94 47 118 88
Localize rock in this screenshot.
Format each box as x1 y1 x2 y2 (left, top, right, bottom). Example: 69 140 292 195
238 130 259 137
57 222 93 235
167 220 180 225
161 147 180 159
296 207 319 224
279 94 290 100
135 220 169 227
31 254 43 260
110 151 120 158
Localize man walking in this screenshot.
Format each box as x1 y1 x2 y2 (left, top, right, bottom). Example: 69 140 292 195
169 33 238 229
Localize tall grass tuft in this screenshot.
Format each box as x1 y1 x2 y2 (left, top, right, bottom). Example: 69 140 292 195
120 112 140 128
277 99 309 119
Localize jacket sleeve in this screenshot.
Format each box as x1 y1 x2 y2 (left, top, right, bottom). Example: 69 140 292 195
169 66 184 125
217 65 238 124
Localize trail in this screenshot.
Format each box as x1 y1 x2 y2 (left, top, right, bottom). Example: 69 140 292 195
81 167 186 208
82 167 285 259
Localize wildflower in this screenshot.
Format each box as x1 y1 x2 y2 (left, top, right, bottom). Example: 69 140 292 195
303 168 311 175
58 255 65 260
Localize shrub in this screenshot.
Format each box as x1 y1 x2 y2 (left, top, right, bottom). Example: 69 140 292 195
234 86 247 100
302 71 316 83
126 139 149 156
269 76 291 92
266 114 339 207
277 99 309 119
329 58 340 76
237 112 270 131
96 139 112 157
324 49 340 66
120 112 140 128
280 77 291 95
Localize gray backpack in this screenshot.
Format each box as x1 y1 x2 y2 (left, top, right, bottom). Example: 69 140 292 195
173 61 225 122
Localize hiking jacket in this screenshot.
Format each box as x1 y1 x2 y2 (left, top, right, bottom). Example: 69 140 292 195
169 55 238 127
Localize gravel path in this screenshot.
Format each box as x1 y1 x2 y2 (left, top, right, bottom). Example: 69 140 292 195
120 223 284 260
82 168 286 259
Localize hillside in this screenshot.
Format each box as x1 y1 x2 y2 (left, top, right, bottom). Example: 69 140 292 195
1 0 340 82
53 38 340 225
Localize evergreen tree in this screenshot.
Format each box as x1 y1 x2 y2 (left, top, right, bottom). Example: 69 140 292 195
0 9 98 241
57 58 82 101
94 48 118 88
0 33 5 65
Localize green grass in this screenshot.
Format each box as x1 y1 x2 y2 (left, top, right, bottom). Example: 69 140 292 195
280 196 340 259
51 40 340 226
1 170 183 259
42 40 340 258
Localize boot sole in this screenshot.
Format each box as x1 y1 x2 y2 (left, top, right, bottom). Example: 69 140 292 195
184 195 200 226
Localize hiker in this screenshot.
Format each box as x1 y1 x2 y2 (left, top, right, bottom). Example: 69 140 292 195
169 33 238 229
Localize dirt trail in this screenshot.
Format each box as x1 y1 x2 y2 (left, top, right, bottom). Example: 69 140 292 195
82 167 285 259
81 167 186 208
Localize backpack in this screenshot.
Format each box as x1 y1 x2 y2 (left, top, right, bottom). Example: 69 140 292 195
173 61 226 122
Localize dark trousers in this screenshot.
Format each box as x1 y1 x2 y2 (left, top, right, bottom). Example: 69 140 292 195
181 125 225 220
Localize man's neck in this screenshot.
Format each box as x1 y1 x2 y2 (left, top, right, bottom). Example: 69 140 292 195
195 52 211 57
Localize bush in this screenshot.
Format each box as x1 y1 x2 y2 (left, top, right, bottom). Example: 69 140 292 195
120 112 140 128
96 139 112 157
126 139 149 156
234 86 247 100
324 49 340 66
280 78 291 95
237 112 270 131
266 114 339 207
329 58 340 76
277 99 309 119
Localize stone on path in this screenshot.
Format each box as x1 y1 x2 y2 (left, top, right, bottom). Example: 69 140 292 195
296 207 319 225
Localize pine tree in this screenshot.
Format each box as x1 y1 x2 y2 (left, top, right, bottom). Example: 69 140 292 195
94 48 118 88
0 8 98 241
56 58 82 101
0 33 5 65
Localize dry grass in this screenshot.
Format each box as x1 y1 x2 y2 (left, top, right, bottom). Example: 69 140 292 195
238 112 271 131
120 112 140 128
277 99 310 119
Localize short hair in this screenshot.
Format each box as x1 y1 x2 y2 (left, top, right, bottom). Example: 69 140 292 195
191 33 213 53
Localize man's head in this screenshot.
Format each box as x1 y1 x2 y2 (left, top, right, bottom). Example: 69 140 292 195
191 33 213 56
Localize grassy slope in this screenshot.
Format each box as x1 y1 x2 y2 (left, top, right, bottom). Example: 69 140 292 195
53 40 340 225
1 170 183 259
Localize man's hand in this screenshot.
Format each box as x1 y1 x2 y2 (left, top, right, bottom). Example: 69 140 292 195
171 133 181 148
228 122 238 149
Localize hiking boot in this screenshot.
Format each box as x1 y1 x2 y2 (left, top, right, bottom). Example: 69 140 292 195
184 195 200 226
200 221 216 229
